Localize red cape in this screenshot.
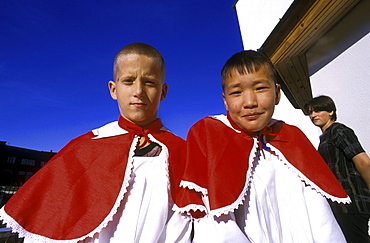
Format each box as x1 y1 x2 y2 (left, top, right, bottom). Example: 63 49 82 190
1 120 185 241
176 115 350 217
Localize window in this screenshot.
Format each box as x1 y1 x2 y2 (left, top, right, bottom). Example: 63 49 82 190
25 172 33 181
21 159 35 166
40 161 47 167
7 157 16 164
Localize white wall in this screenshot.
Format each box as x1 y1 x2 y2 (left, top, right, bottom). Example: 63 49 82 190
310 34 370 152
236 0 293 51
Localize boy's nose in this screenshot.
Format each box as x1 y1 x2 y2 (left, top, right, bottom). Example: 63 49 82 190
133 82 144 96
309 111 317 118
242 91 257 108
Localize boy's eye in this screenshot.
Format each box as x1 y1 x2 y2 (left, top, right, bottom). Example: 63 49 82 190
123 79 133 84
145 80 156 86
229 91 241 95
256 86 269 91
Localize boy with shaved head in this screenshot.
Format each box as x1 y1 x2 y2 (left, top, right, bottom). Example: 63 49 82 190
0 43 191 242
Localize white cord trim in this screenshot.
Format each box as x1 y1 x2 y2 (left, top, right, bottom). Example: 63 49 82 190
180 181 208 195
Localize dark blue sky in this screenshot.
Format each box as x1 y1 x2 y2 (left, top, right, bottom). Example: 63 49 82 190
1 0 243 151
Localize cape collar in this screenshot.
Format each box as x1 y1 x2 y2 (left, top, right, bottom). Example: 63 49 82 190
226 112 277 150
118 116 164 147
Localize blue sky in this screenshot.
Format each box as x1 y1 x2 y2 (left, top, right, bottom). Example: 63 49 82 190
1 0 243 152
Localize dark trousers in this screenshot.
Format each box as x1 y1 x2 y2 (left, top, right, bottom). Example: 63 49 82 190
335 213 370 243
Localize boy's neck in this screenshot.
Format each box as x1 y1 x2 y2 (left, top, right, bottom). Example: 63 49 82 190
118 116 163 147
226 112 271 137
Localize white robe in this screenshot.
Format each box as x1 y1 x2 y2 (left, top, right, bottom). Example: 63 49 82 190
85 150 192 243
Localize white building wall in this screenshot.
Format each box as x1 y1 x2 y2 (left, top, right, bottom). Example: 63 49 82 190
236 0 293 50
310 34 370 152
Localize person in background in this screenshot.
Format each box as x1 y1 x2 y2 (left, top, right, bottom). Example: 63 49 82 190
306 95 370 243
0 42 191 243
175 50 349 243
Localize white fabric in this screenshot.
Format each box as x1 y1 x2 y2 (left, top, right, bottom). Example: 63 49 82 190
86 151 191 243
193 146 346 243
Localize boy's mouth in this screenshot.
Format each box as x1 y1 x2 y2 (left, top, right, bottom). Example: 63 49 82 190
242 112 262 120
131 102 147 107
311 118 319 122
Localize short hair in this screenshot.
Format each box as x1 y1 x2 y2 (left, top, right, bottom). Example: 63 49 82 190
221 50 278 91
305 95 337 121
113 42 165 81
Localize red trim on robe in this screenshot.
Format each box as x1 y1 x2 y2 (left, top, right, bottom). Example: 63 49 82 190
176 116 349 217
3 120 185 240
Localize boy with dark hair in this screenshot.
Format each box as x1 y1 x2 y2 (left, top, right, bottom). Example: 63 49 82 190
176 50 349 242
307 95 370 243
0 42 191 243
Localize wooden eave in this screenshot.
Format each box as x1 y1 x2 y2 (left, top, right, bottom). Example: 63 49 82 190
259 0 361 113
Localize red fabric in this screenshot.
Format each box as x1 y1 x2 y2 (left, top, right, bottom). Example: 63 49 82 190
4 118 185 240
118 116 164 147
176 116 348 215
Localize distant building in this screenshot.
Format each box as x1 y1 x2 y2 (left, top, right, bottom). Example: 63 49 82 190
0 141 56 207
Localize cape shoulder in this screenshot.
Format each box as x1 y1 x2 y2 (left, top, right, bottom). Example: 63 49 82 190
1 120 185 241
177 115 349 218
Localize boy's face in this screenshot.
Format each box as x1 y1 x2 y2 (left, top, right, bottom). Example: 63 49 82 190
309 110 334 129
222 65 281 132
109 53 167 126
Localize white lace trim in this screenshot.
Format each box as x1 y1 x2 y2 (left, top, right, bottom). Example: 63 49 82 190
180 180 208 195
207 114 350 217
73 136 140 241
173 203 207 216
91 134 171 240
147 134 171 191
267 143 351 204
206 139 351 218
0 206 83 243
209 139 259 218
0 132 173 242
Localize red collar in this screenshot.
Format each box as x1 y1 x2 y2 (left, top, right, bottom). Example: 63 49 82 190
226 112 277 150
118 116 164 147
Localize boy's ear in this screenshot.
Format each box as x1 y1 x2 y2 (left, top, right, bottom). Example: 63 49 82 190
275 84 281 105
108 81 117 100
222 93 229 110
160 83 168 101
